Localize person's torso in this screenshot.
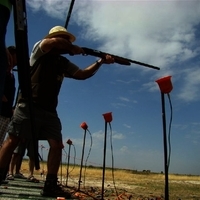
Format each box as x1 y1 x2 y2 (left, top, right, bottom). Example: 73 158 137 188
1 72 16 117
19 41 79 112
28 54 68 111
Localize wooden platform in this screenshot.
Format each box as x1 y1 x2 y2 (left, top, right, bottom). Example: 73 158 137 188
0 178 51 200
0 178 73 200
0 177 103 200
0 176 138 200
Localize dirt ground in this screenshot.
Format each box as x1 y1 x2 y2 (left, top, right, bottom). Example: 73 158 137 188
56 176 200 200
20 162 200 200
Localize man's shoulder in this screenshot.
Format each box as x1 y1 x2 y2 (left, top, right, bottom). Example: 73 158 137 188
30 40 43 66
32 41 41 53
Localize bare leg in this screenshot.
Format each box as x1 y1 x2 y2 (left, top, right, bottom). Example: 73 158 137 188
0 135 19 169
8 153 20 175
0 135 19 181
28 157 35 177
41 139 72 198
47 139 62 175
15 154 23 174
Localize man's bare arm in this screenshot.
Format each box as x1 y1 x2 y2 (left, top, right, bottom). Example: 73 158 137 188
73 55 114 80
40 38 83 55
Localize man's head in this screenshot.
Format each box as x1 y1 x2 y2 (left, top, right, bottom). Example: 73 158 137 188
44 26 76 42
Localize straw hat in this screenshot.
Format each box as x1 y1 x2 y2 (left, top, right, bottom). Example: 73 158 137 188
44 26 76 42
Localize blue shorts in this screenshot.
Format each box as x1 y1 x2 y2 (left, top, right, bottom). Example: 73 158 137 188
7 102 62 142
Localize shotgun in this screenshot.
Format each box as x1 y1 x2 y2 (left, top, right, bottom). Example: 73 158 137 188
82 47 160 70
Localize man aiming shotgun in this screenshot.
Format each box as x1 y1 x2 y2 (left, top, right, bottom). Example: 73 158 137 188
0 25 115 198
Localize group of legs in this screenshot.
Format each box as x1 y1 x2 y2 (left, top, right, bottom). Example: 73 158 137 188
0 103 72 198
6 140 39 183
0 139 39 183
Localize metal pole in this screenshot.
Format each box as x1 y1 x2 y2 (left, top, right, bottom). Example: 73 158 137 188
60 153 63 184
78 129 87 191
161 92 169 200
66 144 71 186
13 0 39 170
64 0 75 28
101 121 107 200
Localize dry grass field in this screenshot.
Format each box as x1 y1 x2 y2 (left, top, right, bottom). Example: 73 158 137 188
20 160 200 200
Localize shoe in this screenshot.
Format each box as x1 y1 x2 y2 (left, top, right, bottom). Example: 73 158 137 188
26 175 40 183
41 180 75 198
6 174 14 180
1 180 9 184
14 173 26 179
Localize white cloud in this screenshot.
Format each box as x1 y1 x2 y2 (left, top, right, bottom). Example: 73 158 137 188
92 130 124 140
71 1 200 65
178 67 200 102
116 79 139 84
27 0 70 19
120 146 130 154
123 124 131 129
118 96 130 102
112 132 124 139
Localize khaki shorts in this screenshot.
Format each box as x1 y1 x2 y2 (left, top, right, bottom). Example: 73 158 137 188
14 140 35 158
7 102 62 142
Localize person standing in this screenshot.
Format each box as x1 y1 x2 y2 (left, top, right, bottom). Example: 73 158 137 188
0 46 16 147
0 0 13 111
0 26 114 198
0 46 16 184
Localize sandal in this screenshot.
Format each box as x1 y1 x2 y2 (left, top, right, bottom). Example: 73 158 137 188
26 176 40 183
6 174 14 180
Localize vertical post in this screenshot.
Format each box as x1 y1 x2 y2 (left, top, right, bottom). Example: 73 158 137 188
40 145 45 180
64 0 75 28
78 129 87 191
161 92 169 200
66 143 71 186
60 153 62 184
101 121 108 200
101 112 112 200
13 0 39 170
155 75 173 200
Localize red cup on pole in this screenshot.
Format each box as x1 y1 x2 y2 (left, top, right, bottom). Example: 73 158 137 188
155 76 173 94
102 112 112 123
80 122 88 130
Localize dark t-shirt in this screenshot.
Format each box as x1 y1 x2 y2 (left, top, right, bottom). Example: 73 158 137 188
1 72 15 118
31 54 66 111
18 41 80 112
19 54 79 112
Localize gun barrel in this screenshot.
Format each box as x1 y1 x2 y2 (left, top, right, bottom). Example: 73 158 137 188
82 47 160 70
127 59 160 70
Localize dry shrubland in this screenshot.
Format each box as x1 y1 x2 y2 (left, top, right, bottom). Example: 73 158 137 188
20 160 200 200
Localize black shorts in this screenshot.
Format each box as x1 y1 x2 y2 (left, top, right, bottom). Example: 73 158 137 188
7 102 62 141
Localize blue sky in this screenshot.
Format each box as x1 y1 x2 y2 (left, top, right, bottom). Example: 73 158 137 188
6 0 200 175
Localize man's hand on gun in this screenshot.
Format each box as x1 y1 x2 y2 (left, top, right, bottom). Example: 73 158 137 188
68 46 115 65
101 54 115 64
70 44 85 55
